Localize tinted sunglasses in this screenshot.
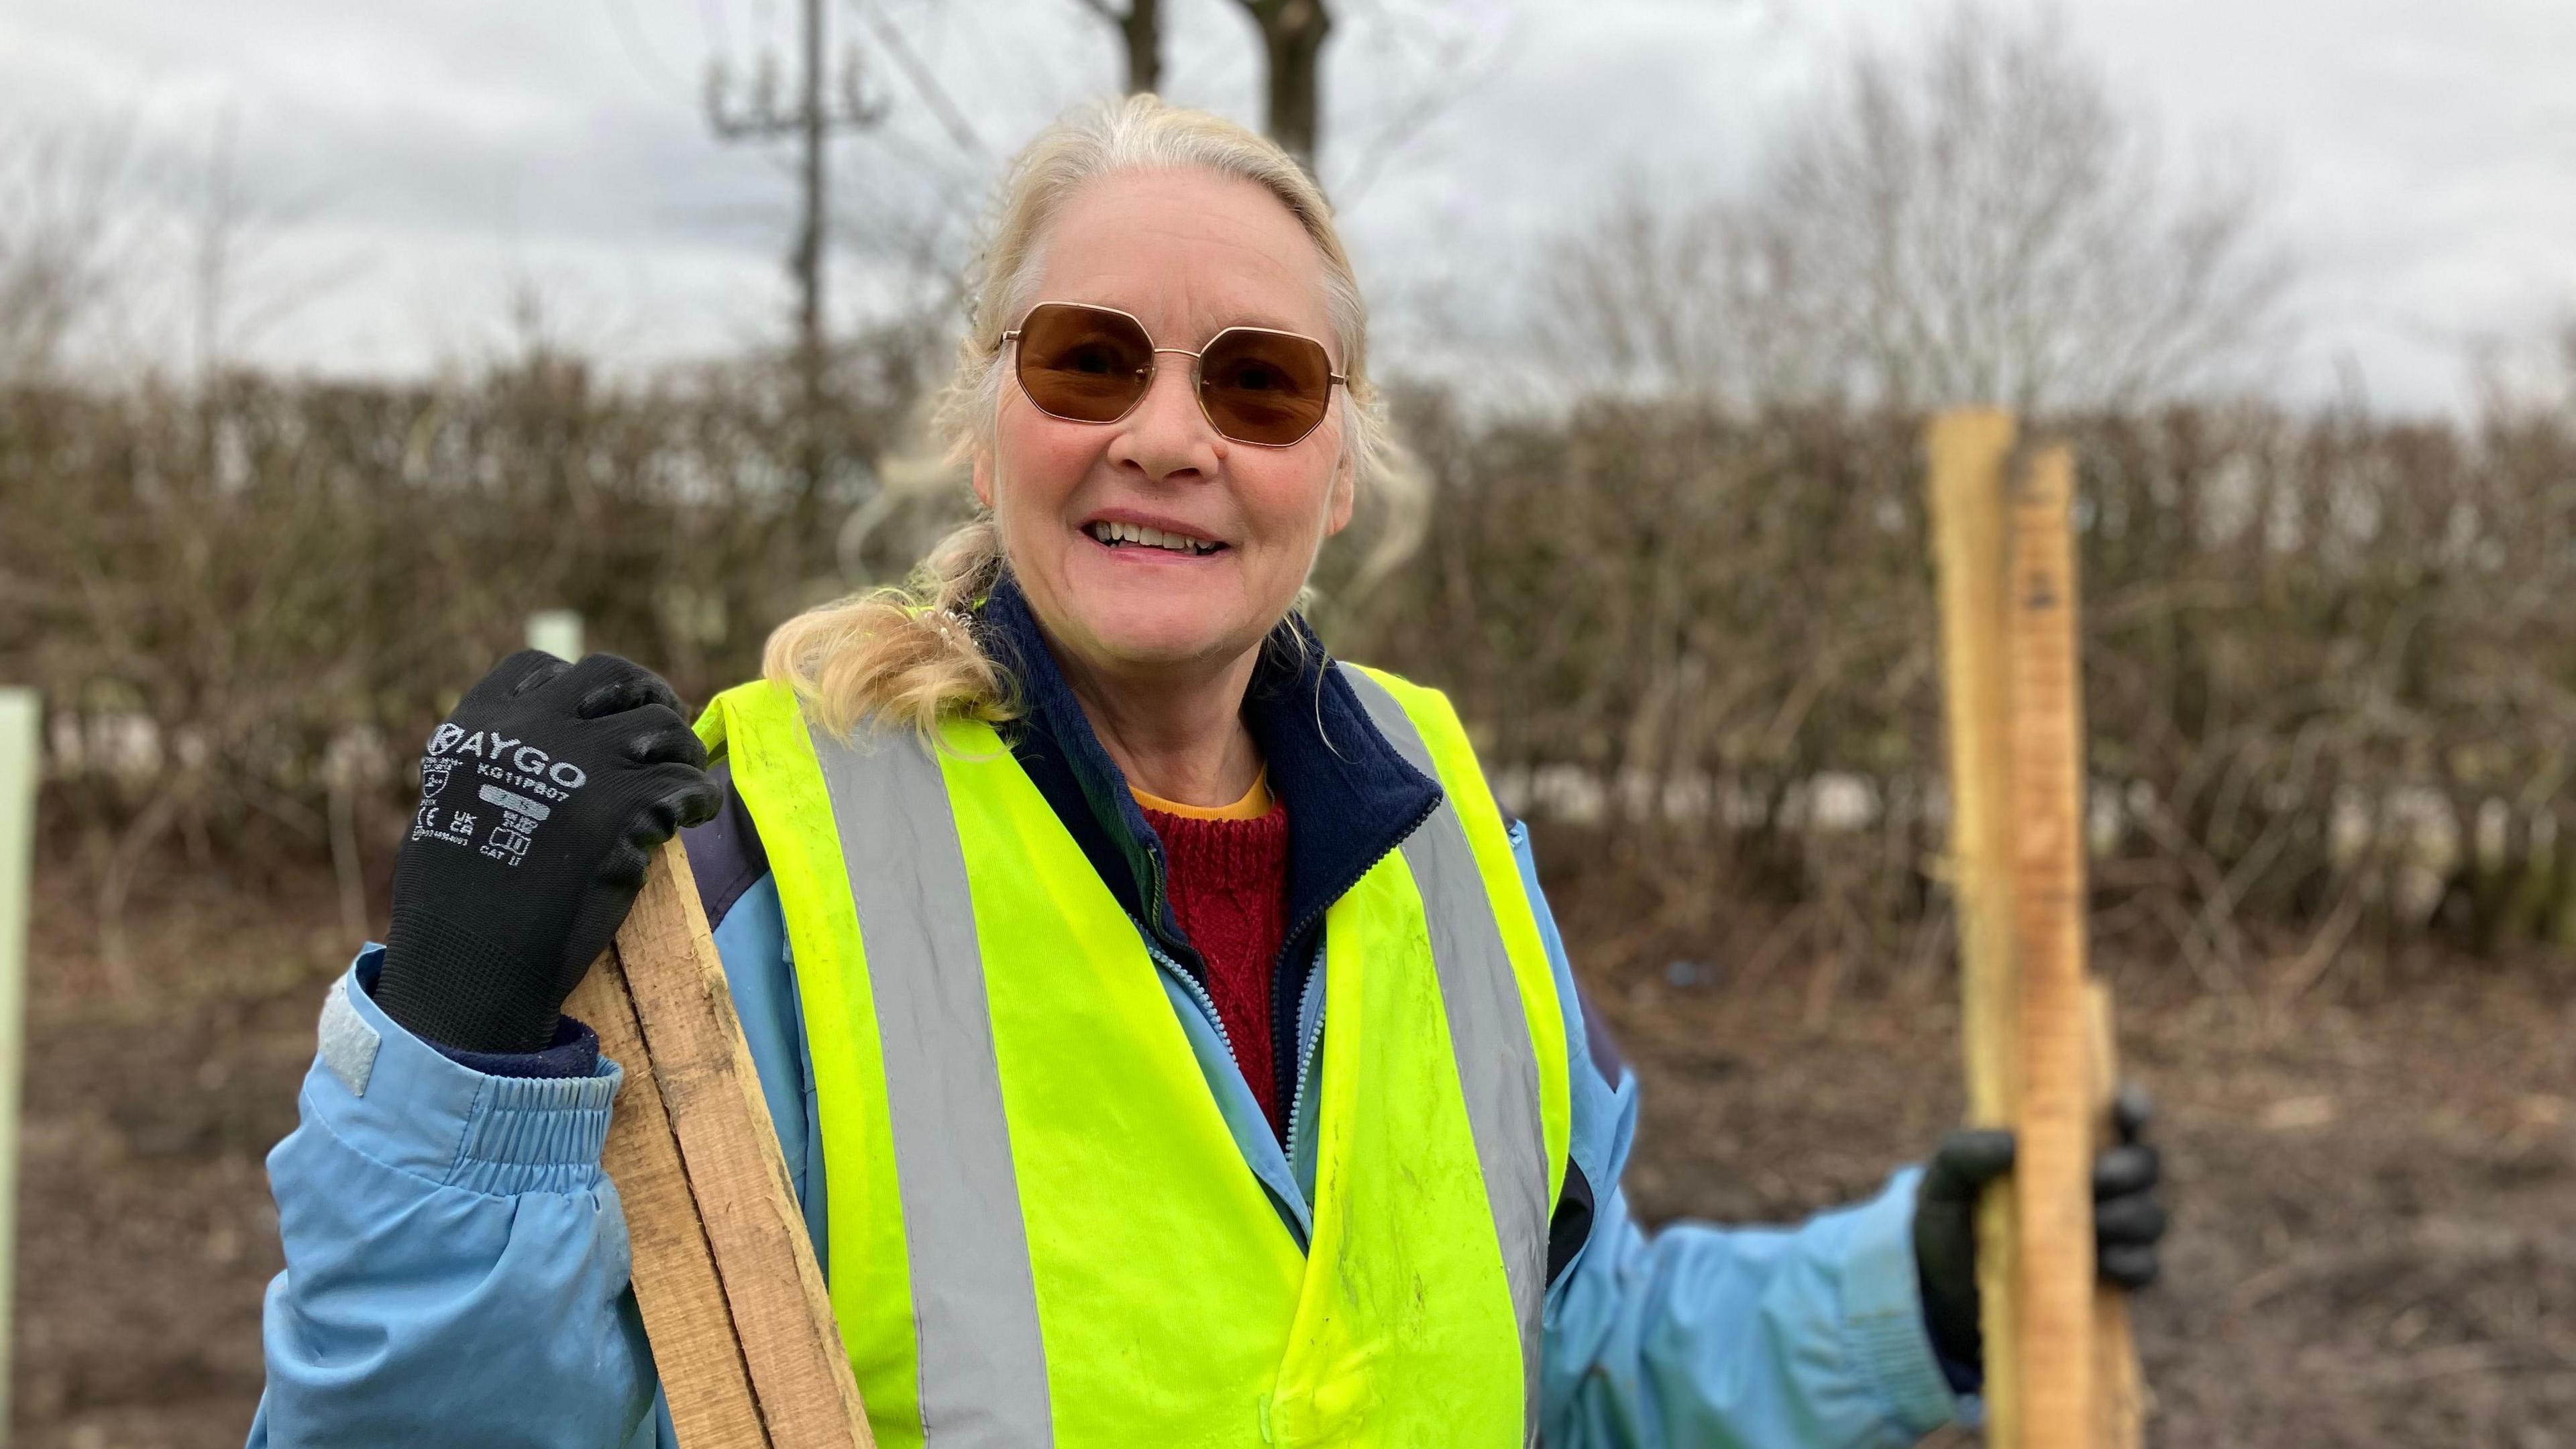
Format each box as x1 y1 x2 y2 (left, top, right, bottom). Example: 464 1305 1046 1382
1002 301 1346 447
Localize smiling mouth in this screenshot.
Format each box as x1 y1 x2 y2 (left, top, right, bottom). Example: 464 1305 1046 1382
1085 520 1228 556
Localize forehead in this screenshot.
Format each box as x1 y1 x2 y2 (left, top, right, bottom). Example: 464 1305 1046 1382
1033 167 1333 347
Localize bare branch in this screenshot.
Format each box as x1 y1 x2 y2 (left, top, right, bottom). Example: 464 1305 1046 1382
0 115 144 382
1747 1 2295 412
856 0 990 158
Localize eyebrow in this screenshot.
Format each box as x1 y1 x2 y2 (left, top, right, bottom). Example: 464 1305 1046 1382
1063 299 1323 346
1207 312 1309 337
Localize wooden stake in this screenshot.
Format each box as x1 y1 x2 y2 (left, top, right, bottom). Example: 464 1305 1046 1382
566 841 874 1448
1927 417 2145 1447
1926 410 2023 1446
2005 444 2095 1442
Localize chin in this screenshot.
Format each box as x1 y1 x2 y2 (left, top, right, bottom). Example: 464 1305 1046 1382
1097 621 1250 668
1078 598 1260 669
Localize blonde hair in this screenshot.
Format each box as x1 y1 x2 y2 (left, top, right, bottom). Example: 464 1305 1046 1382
762 94 1397 739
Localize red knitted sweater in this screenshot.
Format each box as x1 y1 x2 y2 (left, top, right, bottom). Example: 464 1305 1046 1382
1141 800 1292 1136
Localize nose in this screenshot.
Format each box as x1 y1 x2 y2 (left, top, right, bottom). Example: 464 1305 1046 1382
1104 352 1224 485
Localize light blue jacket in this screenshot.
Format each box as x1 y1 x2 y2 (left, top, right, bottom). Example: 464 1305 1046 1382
246 816 1966 1448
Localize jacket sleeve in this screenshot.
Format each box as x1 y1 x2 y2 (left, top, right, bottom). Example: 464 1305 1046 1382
1515 826 1967 1449
243 946 664 1449
247 863 816 1448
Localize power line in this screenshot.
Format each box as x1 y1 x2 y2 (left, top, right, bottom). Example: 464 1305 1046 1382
851 0 988 158
605 0 696 101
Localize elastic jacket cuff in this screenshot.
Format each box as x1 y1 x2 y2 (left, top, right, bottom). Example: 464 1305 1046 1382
1837 1165 1973 1436
432 1013 604 1079
301 946 625 1195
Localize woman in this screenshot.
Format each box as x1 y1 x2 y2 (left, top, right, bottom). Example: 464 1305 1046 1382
250 97 2160 1448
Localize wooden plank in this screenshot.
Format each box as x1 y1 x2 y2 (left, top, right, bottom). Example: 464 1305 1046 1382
1931 419 2146 1446
2004 443 2096 1444
571 947 772 1446
566 841 875 1448
1924 410 2023 1447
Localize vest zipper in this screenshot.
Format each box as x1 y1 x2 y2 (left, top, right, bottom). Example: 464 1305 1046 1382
1136 921 1242 1077
1263 790 1443 1124
1138 774 1445 1224
1282 949 1327 1172
1140 918 1313 1242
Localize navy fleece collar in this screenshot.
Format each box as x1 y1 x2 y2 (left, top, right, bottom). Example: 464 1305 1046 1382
974 572 1442 979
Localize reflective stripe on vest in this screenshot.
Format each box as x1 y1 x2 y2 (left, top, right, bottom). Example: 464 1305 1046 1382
696 665 1570 1448
810 723 1052 1446
1337 666 1550 1436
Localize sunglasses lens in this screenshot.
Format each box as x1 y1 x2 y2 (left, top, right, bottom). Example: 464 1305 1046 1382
1198 329 1334 445
1015 304 1154 423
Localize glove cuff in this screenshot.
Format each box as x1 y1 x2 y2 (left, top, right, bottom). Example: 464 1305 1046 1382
375 902 568 1055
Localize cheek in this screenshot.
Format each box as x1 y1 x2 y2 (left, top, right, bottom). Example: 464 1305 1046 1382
1235 443 1343 549
994 396 1103 521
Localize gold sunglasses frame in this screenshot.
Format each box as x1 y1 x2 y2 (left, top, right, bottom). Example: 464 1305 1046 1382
1001 301 1348 448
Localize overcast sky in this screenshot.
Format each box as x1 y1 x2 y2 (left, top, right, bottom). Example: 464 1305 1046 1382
7 0 2573 413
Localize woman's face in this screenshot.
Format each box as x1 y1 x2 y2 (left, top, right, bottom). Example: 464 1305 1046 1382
974 166 1353 687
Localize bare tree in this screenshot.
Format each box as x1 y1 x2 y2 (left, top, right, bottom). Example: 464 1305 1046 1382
1231 0 1333 167
1548 4 2291 414
0 119 138 382
1325 2 1515 210
1759 3 2290 411
1543 182 1831 407
1070 0 1333 170
2472 313 2576 427
1075 0 1165 95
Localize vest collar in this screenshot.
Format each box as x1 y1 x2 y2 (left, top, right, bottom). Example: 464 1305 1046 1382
975 572 1443 977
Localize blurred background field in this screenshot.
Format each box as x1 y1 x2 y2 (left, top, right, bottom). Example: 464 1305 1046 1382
3 0 2573 1444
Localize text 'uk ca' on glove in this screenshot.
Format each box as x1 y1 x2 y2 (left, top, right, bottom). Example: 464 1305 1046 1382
372 650 724 1055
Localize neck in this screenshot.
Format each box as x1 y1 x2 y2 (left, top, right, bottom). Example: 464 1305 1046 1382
1051 638 1266 809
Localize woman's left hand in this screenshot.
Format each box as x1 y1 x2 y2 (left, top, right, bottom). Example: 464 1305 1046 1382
1911 1085 2164 1373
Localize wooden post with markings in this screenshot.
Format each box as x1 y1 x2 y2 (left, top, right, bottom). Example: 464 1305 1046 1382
1925 411 2144 1448
564 842 874 1448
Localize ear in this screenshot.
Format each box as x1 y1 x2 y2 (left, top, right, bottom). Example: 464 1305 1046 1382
971 448 996 511
1322 449 1357 537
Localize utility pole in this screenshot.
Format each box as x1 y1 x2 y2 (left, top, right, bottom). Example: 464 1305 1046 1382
707 0 887 496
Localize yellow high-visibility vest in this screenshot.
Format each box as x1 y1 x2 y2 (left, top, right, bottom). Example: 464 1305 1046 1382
695 663 1570 1448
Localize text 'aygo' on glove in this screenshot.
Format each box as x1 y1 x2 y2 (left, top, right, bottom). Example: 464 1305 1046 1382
372 650 723 1055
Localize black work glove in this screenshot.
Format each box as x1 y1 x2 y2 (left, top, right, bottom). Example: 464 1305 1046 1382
372 651 722 1054
1913 1085 2163 1373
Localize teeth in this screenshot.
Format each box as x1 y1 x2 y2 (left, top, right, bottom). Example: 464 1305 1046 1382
1089 521 1218 555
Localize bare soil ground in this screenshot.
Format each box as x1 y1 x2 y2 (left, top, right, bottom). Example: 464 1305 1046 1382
13 851 2575 1447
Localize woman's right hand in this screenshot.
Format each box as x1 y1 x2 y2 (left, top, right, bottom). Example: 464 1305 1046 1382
372 650 723 1055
